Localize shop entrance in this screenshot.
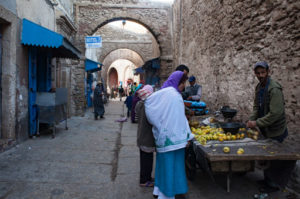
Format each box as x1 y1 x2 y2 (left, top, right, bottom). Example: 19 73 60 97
28 47 52 136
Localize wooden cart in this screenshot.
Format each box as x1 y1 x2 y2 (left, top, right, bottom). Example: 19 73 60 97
185 137 300 192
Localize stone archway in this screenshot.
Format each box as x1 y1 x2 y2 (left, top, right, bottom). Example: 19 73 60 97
75 3 172 55
102 49 144 91
74 1 174 76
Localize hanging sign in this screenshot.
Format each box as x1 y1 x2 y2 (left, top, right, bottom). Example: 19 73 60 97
85 36 102 48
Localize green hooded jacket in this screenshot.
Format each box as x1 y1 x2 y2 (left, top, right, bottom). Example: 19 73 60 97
249 78 287 138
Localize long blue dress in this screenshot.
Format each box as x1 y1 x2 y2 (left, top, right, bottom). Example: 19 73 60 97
154 148 188 197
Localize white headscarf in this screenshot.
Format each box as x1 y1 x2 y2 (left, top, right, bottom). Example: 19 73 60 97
145 87 193 153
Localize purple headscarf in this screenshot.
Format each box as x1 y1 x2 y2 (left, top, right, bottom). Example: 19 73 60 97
161 71 184 92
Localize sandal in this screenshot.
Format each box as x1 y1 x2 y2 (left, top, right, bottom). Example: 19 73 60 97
140 181 154 187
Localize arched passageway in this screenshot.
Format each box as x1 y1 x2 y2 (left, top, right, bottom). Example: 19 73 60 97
102 48 144 91
108 67 118 89
106 59 140 96
85 19 160 93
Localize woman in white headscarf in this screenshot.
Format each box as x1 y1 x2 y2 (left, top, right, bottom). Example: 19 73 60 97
145 71 193 199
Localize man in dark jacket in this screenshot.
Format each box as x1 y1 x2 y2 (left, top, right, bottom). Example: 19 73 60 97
247 61 296 193
124 92 133 118
183 76 202 101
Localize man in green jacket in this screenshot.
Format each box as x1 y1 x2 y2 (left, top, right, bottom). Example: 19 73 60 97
247 61 296 193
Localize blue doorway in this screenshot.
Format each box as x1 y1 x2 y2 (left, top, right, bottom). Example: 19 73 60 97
28 47 38 136
28 47 52 136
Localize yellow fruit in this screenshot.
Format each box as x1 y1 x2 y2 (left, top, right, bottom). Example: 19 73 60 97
252 135 258 140
218 137 224 142
237 148 244 154
231 135 236 140
226 135 231 140
226 132 232 136
223 147 230 153
213 135 218 140
253 131 259 136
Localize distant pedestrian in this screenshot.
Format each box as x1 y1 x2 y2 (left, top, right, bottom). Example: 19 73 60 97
93 81 105 119
124 92 133 118
131 82 137 93
119 85 124 101
131 84 143 123
135 85 155 188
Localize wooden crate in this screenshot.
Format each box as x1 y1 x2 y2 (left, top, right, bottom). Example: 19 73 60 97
210 160 254 172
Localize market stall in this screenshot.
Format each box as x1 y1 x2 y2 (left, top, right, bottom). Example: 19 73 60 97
186 108 300 192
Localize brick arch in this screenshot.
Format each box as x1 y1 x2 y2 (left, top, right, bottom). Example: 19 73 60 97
99 46 148 64
102 49 144 90
90 17 162 53
76 4 172 57
76 2 174 95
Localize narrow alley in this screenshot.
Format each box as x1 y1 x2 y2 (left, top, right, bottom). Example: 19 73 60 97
0 0 300 198
0 101 292 199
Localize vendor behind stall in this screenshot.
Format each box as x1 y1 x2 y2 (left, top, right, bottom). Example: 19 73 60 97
247 61 296 193
182 76 202 101
175 64 189 76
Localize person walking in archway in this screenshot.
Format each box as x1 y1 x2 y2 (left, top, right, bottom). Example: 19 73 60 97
93 81 105 119
119 85 124 101
131 84 143 123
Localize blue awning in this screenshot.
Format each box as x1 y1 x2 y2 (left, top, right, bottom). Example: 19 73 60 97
85 58 102 73
21 18 81 59
134 67 144 74
151 58 160 69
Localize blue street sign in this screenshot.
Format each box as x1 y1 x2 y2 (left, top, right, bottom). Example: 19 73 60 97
85 36 102 48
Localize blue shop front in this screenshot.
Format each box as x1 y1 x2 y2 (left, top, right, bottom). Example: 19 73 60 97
21 18 81 137
142 58 160 85
85 59 102 107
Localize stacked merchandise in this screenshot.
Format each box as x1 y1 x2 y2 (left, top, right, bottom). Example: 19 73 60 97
184 100 208 116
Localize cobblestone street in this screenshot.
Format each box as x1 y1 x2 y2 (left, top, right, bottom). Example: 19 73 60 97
0 101 293 199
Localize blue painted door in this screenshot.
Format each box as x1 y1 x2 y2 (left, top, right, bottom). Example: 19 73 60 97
37 50 52 92
28 47 38 136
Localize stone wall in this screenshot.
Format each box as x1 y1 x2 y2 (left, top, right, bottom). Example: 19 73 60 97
16 0 55 30
172 0 300 133
0 6 18 140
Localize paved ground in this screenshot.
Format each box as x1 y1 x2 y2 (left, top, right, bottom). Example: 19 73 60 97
0 101 296 199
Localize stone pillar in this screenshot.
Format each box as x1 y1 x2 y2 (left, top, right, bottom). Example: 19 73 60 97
159 56 173 83
0 6 18 140
70 59 86 116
